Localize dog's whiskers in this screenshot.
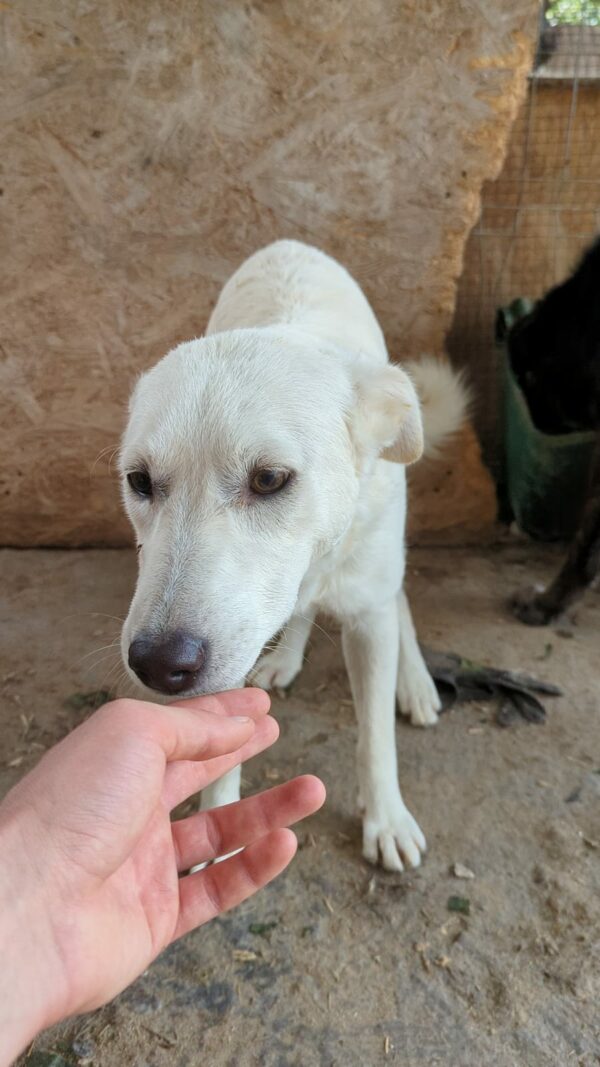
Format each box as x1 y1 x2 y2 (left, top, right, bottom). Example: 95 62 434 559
77 640 121 667
298 614 335 646
82 650 121 675
57 611 126 628
90 658 129 694
90 445 120 477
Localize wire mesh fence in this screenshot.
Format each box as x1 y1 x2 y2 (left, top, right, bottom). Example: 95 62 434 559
447 2 600 473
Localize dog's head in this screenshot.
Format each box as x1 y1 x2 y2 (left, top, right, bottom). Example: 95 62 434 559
120 327 422 696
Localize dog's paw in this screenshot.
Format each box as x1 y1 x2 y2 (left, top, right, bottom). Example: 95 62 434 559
397 664 441 727
251 648 303 690
511 586 557 626
362 802 426 872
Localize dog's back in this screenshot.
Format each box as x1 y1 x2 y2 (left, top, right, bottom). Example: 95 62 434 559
208 239 468 462
207 240 388 368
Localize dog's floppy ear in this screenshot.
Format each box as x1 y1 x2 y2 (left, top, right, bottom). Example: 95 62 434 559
351 363 424 465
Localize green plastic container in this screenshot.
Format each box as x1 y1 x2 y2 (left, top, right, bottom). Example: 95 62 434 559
497 299 596 542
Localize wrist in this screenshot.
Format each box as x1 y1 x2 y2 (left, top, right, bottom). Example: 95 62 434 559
0 807 69 1065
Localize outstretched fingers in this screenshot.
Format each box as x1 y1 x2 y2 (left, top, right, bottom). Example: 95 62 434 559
172 775 325 870
174 829 298 939
163 713 279 810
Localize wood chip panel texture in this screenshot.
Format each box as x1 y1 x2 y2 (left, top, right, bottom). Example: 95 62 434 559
0 1 537 544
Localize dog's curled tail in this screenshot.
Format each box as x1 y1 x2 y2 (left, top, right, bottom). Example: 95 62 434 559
406 356 470 458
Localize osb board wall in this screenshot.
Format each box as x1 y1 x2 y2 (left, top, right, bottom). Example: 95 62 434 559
0 1 538 546
448 80 600 471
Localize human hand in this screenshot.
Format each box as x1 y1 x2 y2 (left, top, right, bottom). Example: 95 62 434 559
0 690 325 1064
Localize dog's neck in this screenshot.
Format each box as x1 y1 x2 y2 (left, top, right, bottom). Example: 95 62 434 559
295 456 404 618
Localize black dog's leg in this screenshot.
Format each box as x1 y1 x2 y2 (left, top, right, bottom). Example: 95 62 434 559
512 443 600 625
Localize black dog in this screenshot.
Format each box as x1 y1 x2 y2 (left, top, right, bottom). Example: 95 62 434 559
508 237 600 625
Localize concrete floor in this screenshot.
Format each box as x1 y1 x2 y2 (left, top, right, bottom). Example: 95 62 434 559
2 544 599 1067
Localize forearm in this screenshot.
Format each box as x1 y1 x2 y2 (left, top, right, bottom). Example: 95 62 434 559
0 814 65 1066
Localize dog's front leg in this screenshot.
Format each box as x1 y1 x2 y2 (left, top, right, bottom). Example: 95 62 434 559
252 607 316 690
188 767 242 872
396 590 441 727
185 766 241 873
196 685 245 868
200 765 241 812
342 602 426 872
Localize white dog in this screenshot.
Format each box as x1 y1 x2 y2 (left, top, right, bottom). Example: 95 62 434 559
120 240 467 871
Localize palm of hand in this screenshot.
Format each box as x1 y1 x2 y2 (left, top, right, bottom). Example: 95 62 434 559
62 804 181 1013
9 693 322 1023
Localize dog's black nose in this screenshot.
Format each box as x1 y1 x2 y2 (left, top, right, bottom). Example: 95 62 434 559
128 631 208 694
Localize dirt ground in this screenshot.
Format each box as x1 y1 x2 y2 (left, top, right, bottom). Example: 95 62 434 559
1 544 599 1067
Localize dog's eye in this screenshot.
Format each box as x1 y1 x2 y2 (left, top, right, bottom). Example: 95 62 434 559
249 468 290 496
127 470 153 498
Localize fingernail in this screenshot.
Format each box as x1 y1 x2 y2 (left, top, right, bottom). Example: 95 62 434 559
231 715 253 723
